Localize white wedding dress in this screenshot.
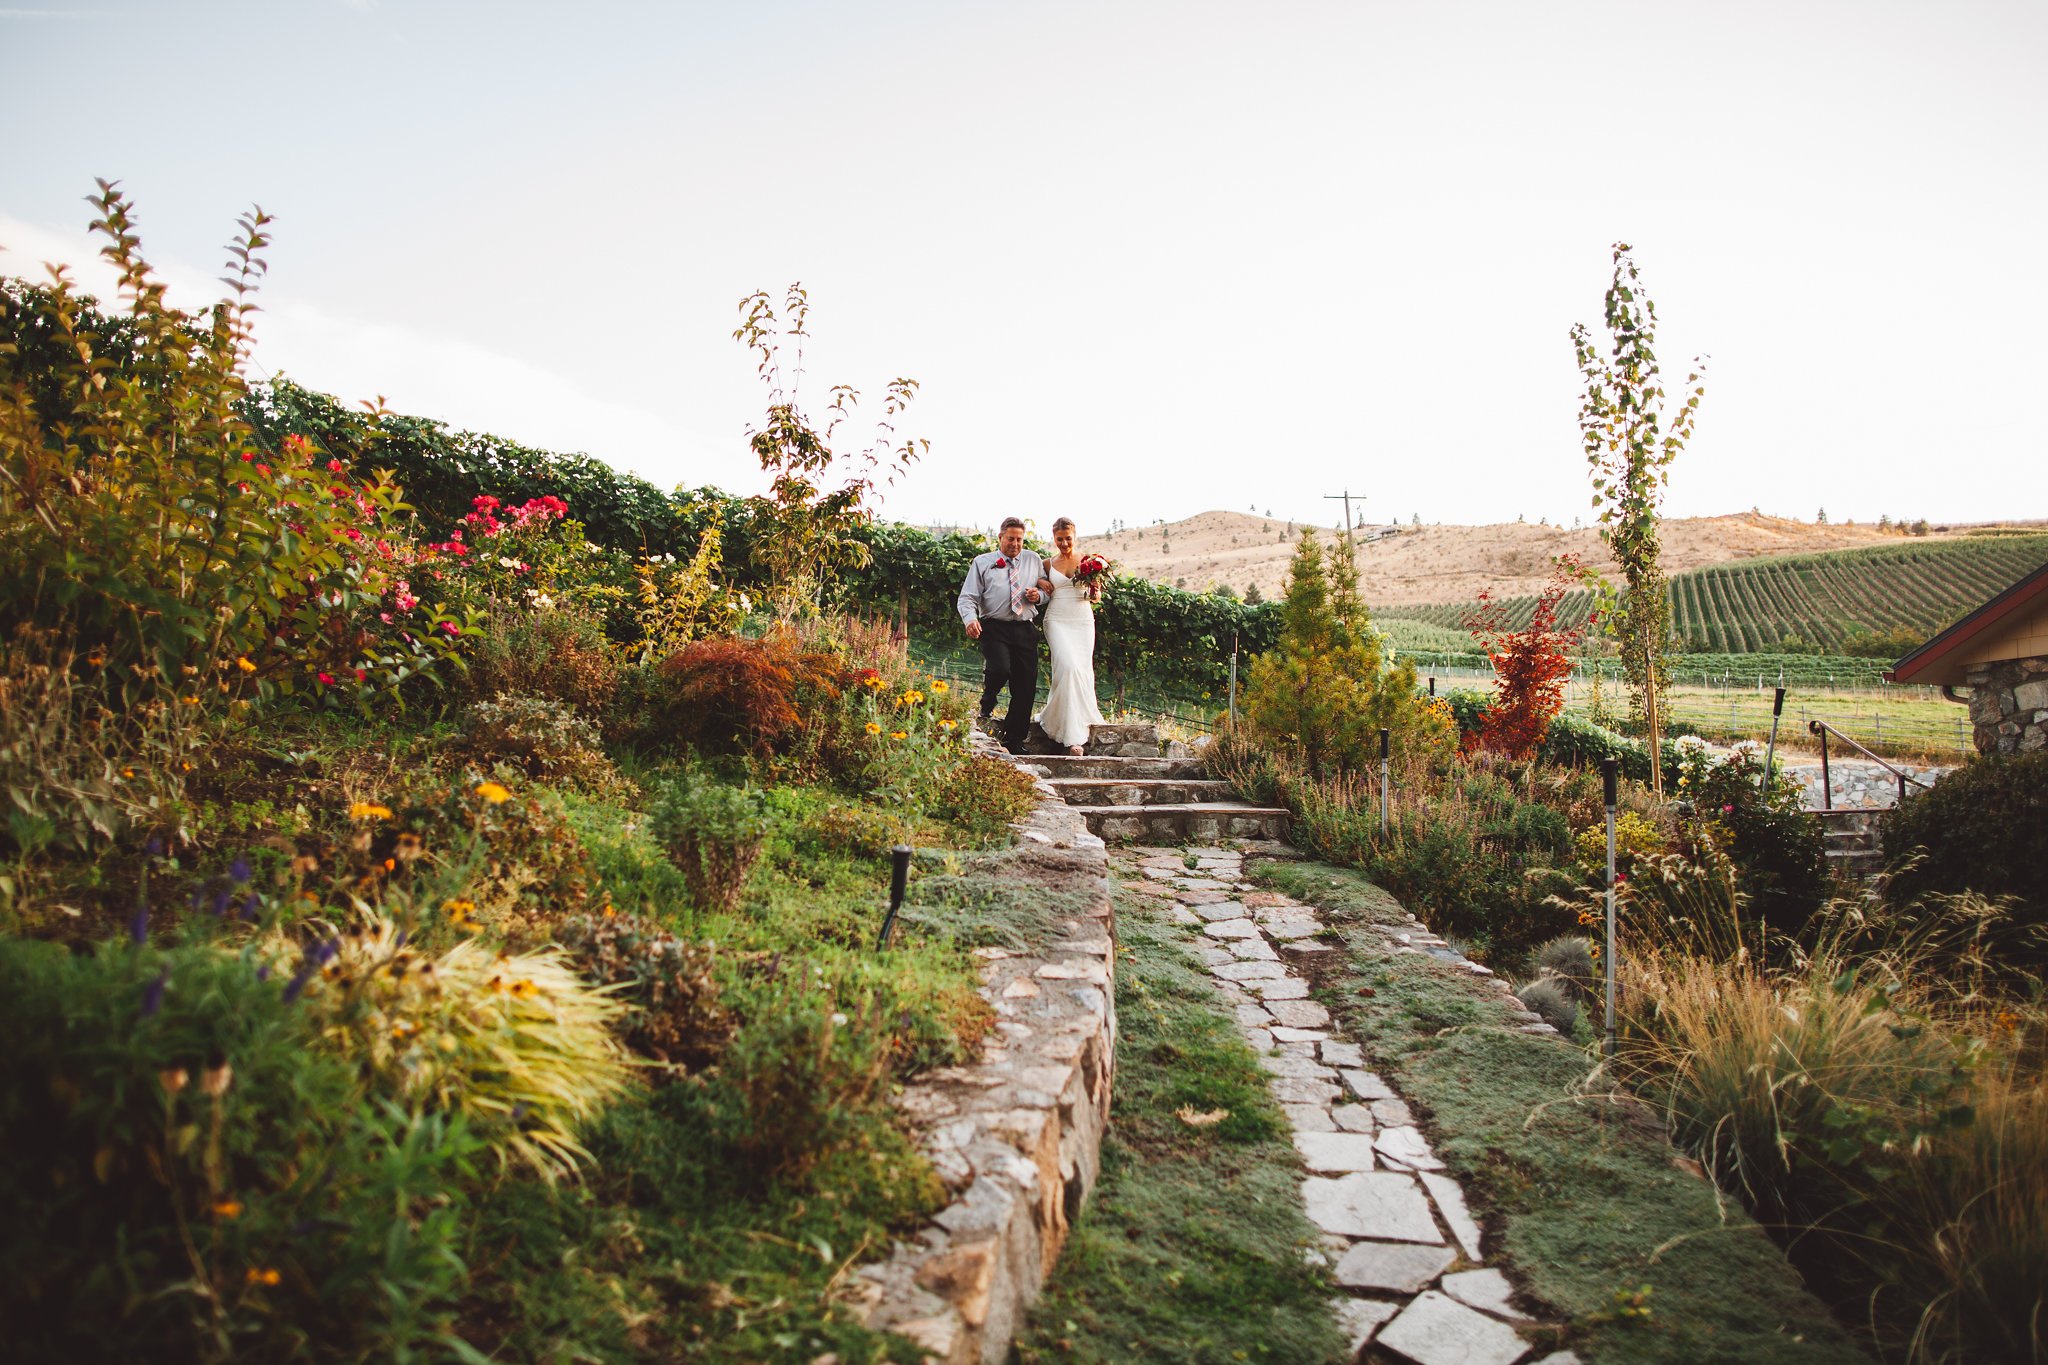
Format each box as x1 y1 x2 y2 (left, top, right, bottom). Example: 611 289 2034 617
1037 566 1105 748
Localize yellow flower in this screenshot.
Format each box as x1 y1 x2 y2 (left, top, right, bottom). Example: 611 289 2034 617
865 721 883 735
236 656 256 673
474 781 512 804
212 1199 243 1219
349 802 394 821
890 730 907 741
245 1267 281 1287
899 690 924 707
940 719 956 731
862 675 887 691
929 679 949 694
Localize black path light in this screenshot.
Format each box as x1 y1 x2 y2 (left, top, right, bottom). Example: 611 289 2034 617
1761 686 1787 793
874 844 913 950
1378 727 1391 835
1601 757 1619 1061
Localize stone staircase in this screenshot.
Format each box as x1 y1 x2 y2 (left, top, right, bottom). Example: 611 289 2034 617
1013 721 1291 844
1819 807 1885 878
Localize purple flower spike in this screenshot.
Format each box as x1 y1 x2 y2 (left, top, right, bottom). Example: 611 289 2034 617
129 904 150 946
313 940 338 967
393 929 408 950
140 967 169 1017
281 963 316 1004
256 964 272 983
211 886 234 916
229 855 252 885
237 892 260 922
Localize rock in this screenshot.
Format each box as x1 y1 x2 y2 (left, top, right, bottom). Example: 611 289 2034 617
1270 1025 1329 1043
1342 1070 1397 1101
1190 899 1249 919
1285 1103 1338 1133
1371 1097 1415 1127
1252 976 1310 999
1260 1053 1339 1081
1264 998 1333 1029
1321 1040 1365 1068
1294 1130 1378 1172
1441 1268 1535 1322
1331 1296 1402 1356
1269 1075 1344 1106
1376 1290 1528 1365
1419 1172 1484 1260
1300 1171 1442 1242
1333 1240 1456 1293
1331 1103 1376 1133
1375 1126 1444 1171
1213 959 1286 981
1204 918 1262 940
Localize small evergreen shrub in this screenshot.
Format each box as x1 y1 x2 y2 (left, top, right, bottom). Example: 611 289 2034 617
647 634 843 758
932 751 1040 837
649 777 769 915
1881 752 2048 970
1531 934 1596 1000
714 971 895 1183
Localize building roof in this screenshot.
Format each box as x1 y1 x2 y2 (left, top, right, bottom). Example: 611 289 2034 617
1888 554 2048 686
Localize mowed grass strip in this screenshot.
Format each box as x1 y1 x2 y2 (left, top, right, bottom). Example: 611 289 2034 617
1255 859 1870 1365
1016 885 1346 1365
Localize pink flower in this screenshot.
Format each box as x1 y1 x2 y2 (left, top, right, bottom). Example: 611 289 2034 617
1722 804 1734 815
327 459 344 473
472 495 499 513
316 671 336 686
439 621 460 636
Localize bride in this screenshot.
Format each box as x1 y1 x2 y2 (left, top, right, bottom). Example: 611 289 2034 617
1035 516 1106 756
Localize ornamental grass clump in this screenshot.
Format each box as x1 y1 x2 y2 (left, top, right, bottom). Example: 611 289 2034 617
453 692 629 797
285 914 630 1180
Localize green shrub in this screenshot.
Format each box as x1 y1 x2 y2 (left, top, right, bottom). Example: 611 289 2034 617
0 936 484 1361
1881 751 2048 971
1516 975 1580 1034
463 608 622 721
649 776 769 915
1674 745 1830 940
556 909 728 1069
1531 934 1596 1000
453 692 626 796
0 193 474 715
931 751 1039 837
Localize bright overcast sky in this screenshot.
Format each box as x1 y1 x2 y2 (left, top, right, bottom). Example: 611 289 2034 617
4 0 2045 533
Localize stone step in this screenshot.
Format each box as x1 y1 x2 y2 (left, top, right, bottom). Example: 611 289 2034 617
1047 778 1234 807
1024 754 1208 780
1021 720 1165 757
1077 802 1291 843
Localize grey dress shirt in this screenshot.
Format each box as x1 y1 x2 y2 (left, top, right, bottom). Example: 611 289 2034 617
958 549 1045 626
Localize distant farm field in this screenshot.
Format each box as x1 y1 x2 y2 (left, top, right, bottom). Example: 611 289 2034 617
1381 533 2048 655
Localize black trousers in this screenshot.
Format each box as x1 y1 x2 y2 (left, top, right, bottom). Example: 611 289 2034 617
977 619 1040 751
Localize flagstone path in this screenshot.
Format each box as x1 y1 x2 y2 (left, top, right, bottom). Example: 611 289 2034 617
1109 840 1579 1365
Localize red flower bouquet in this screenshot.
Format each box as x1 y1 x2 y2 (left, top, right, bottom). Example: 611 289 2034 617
1068 554 1112 601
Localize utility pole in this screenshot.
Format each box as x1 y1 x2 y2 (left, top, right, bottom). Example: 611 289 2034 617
1322 490 1366 548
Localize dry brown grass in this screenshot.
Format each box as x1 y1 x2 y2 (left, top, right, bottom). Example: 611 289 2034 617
1081 510 1973 605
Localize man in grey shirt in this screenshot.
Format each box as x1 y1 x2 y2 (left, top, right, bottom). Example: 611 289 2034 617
957 516 1046 752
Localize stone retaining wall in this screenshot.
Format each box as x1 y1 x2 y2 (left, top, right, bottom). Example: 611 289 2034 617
1780 756 1953 810
1966 656 2048 754
850 747 1116 1364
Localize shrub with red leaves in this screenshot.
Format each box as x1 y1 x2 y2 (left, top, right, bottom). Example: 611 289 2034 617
1463 557 1594 760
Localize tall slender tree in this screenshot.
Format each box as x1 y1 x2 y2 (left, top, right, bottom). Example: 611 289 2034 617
1571 244 1706 794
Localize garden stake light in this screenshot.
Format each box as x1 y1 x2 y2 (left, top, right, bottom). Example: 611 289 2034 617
1378 727 1390 835
1601 757 1618 1061
874 844 913 950
1761 686 1786 793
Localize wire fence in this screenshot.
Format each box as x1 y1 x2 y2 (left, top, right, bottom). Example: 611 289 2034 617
910 643 1975 756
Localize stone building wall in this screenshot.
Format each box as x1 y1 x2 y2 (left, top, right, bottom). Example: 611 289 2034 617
1965 656 2048 754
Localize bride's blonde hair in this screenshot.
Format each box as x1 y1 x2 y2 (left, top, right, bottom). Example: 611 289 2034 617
1051 516 1076 534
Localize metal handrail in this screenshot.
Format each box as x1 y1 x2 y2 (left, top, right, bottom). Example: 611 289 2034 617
1808 719 1933 810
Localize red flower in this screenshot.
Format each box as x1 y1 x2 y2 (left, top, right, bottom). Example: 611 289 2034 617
438 621 460 635
994 558 1006 568
316 671 335 686
327 459 344 473
473 495 500 513
354 668 367 683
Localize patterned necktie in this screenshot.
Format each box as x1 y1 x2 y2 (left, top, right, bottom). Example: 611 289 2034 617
1007 557 1023 616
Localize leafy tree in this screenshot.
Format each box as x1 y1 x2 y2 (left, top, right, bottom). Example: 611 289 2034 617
1572 243 1706 795
1463 556 1594 759
731 284 926 615
1242 530 1431 776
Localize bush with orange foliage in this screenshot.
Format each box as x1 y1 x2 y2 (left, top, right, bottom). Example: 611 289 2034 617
1463 556 1594 760
652 634 844 758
